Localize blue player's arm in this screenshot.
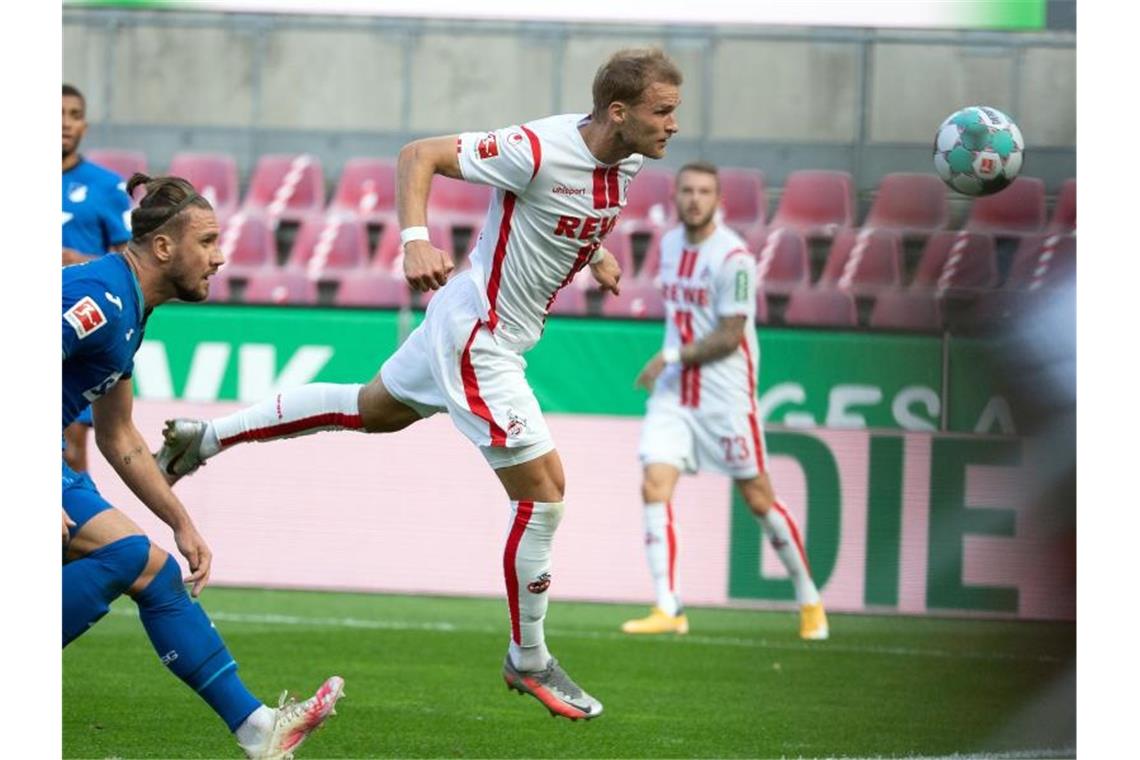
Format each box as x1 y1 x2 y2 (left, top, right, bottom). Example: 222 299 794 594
91 379 214 595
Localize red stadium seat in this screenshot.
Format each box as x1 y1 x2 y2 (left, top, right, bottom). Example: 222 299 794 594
752 227 810 296
718 168 767 234
605 227 663 281
1005 234 1076 291
547 284 588 316
621 167 673 226
286 215 369 275
965 176 1046 236
783 288 858 327
331 158 398 223
217 212 277 274
374 221 455 275
819 228 903 296
334 270 411 309
1046 178 1076 233
869 290 943 331
600 281 665 319
242 154 326 223
168 152 240 216
241 270 318 305
428 175 491 225
770 170 855 238
863 173 949 236
911 231 998 293
86 149 148 181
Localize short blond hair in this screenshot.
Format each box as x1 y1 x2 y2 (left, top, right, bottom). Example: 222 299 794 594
591 48 683 119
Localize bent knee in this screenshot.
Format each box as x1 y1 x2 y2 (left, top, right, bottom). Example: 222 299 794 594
128 545 174 596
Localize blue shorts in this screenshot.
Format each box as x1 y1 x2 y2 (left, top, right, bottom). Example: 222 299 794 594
63 460 113 538
72 405 94 427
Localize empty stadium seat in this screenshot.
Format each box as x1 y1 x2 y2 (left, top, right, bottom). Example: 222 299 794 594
428 175 492 225
600 281 665 319
965 176 1046 236
863 173 949 236
86 149 148 181
606 227 663 281
286 215 370 275
334 270 411 309
770 170 855 238
546 284 589 316
911 231 999 293
819 228 903 295
1005 234 1076 291
620 167 673 228
168 152 240 216
869 291 943 331
718 168 767 234
374 221 455 275
1046 178 1076 233
752 227 810 296
241 270 318 305
783 288 858 327
216 212 277 275
242 154 326 222
331 158 398 223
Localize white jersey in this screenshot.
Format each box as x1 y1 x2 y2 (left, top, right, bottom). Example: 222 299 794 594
455 113 644 352
654 224 759 415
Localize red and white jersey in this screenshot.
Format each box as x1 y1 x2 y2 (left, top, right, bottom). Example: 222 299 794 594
654 224 759 415
455 113 644 352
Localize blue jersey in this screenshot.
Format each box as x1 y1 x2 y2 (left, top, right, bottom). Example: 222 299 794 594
63 158 132 257
62 255 146 429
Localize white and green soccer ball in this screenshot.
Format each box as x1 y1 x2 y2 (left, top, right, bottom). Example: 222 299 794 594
933 106 1024 196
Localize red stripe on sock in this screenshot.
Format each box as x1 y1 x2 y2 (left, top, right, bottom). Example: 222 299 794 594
504 501 535 644
219 412 363 447
665 501 677 593
772 500 812 575
460 323 508 447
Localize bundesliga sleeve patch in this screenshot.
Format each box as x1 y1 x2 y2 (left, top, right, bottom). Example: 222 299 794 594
64 296 108 339
477 132 500 160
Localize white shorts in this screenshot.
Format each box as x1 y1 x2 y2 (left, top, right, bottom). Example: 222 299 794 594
379 276 554 470
638 392 769 480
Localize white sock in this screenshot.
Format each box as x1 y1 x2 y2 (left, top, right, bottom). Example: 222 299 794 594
757 500 821 605
504 500 564 672
642 502 681 616
233 704 274 747
203 383 365 458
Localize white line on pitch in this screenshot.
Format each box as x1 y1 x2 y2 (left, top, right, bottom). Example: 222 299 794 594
107 608 1065 664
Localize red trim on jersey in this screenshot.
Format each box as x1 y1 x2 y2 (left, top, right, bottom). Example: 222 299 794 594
504 500 535 644
739 337 765 472
676 311 700 408
520 125 542 181
460 322 508 447
544 243 595 314
772 499 812 574
219 412 363 447
455 137 462 154
485 192 517 331
723 247 753 263
665 500 678 593
606 166 621 207
592 167 607 209
747 412 766 474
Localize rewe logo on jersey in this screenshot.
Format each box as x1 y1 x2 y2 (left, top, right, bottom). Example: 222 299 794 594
476 133 499 160
65 296 107 339
68 183 88 204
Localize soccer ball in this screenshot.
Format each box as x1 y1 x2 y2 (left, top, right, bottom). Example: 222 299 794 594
932 106 1024 196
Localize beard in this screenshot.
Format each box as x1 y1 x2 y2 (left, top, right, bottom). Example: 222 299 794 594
682 206 717 231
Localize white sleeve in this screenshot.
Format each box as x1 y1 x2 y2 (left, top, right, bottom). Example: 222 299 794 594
456 125 539 195
714 249 757 318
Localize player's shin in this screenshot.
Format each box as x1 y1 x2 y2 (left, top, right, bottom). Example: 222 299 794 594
62 535 150 646
643 501 682 615
503 500 564 672
132 554 263 731
205 382 365 456
757 501 821 605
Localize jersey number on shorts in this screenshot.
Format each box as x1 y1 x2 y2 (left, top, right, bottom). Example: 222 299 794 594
720 435 751 464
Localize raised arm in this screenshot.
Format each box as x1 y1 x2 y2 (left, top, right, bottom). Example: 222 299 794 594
91 378 213 595
396 136 462 292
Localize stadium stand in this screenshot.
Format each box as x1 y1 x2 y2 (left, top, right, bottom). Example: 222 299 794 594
868 290 943 331
617 166 673 233
547 284 589 316
241 153 326 223
85 148 148 180
241 270 318 306
333 270 412 309
168 152 240 217
600 281 666 319
1046 178 1076 234
911 231 999 292
752 227 811 296
1004 234 1076 291
769 170 855 238
819 228 904 296
783 287 858 327
330 157 398 223
286 215 371 276
964 176 1046 236
718 168 767 237
863 173 949 237
216 212 278 275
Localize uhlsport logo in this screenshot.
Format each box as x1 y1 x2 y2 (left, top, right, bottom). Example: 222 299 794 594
552 182 587 197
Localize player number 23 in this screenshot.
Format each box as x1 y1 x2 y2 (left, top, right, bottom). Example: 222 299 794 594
720 436 750 463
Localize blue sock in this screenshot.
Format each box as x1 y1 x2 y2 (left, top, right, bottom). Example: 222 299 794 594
63 535 150 647
133 554 262 732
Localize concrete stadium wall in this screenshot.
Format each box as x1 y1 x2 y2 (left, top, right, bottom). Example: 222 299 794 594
63 9 1075 193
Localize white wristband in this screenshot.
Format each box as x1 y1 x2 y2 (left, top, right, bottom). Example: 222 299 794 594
589 246 607 265
400 226 430 248
662 346 681 365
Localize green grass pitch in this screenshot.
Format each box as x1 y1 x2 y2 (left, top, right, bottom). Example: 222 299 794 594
63 588 1075 759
